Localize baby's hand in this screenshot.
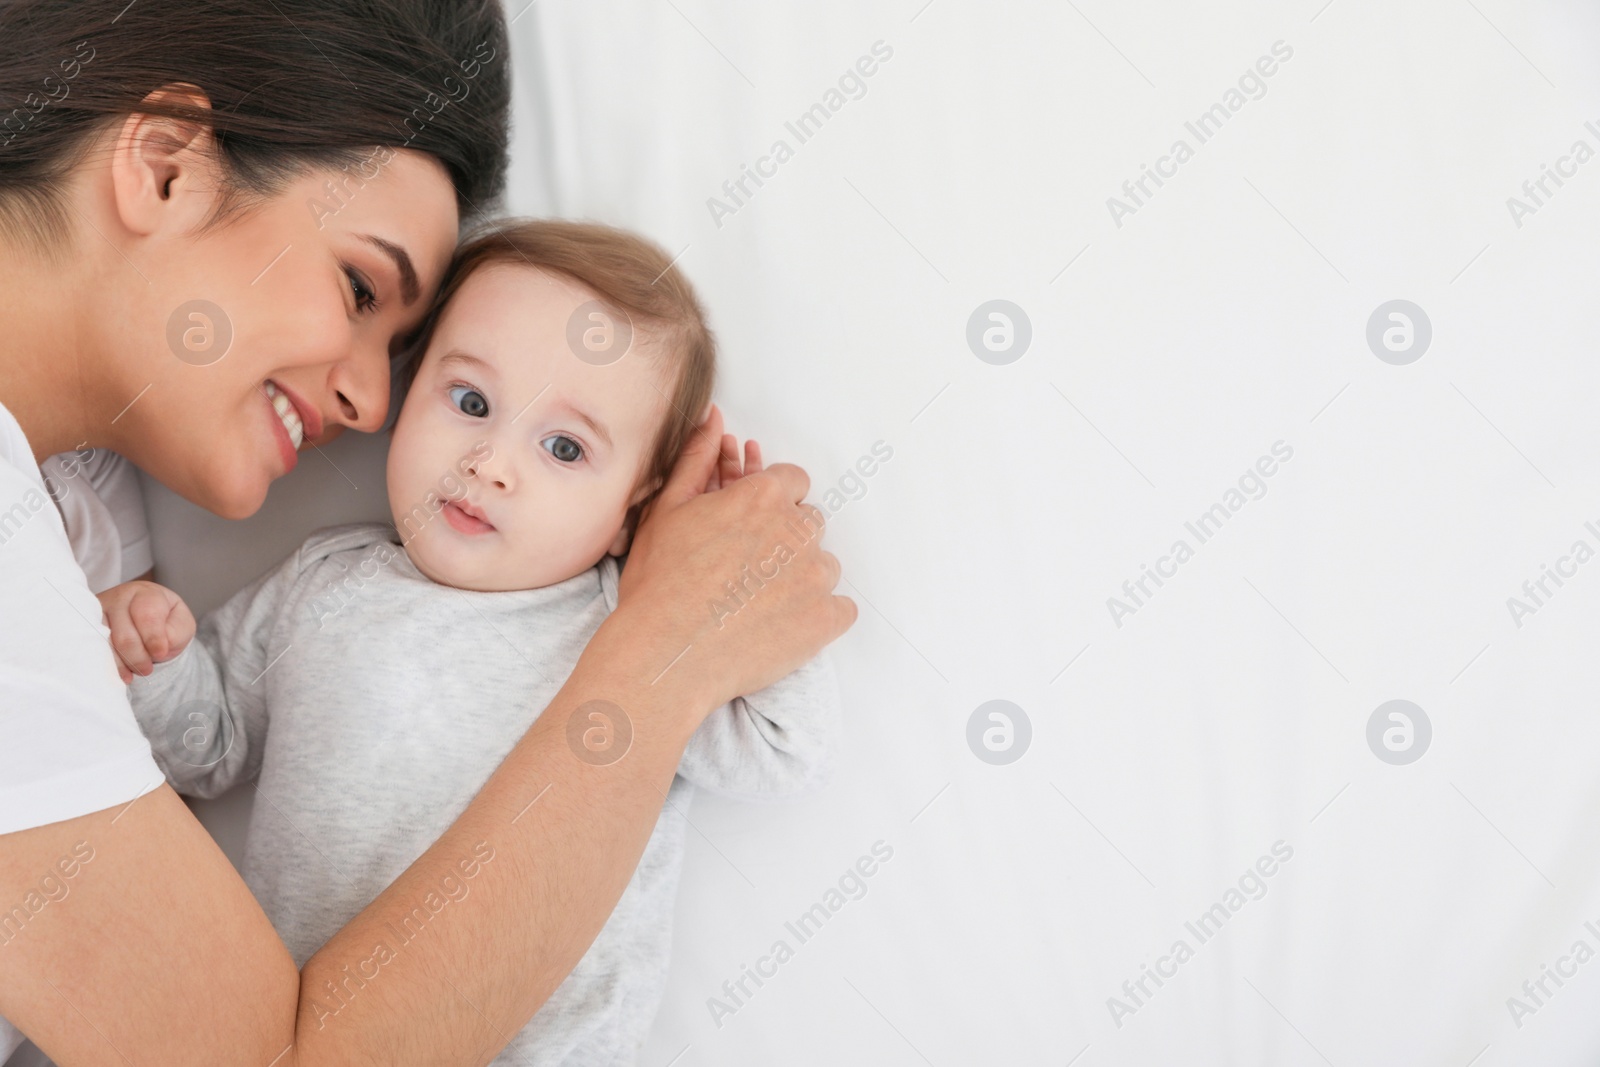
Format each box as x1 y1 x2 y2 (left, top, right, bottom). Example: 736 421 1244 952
705 434 763 492
96 580 196 684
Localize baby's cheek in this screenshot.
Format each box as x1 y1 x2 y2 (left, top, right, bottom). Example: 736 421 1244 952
384 436 426 523
532 495 624 574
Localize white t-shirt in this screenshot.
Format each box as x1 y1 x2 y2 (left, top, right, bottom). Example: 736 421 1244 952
0 404 162 1062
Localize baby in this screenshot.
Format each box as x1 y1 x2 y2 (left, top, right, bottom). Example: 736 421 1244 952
100 219 840 1064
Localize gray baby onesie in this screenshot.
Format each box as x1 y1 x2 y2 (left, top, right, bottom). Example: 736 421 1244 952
127 522 838 1065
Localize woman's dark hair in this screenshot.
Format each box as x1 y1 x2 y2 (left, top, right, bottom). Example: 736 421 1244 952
0 0 511 244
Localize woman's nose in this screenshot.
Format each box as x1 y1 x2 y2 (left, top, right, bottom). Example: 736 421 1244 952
324 339 391 434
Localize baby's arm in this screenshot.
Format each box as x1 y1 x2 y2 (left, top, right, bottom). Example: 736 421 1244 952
675 652 841 799
104 556 297 799
653 431 844 795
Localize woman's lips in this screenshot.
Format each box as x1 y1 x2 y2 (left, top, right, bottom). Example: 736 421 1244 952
268 379 324 440
261 380 325 475
263 389 299 473
442 500 496 535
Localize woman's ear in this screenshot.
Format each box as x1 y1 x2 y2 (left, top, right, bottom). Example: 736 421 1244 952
109 85 220 239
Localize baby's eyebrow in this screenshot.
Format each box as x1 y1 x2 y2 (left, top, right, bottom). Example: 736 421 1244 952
438 350 495 376
565 404 612 450
497 385 611 447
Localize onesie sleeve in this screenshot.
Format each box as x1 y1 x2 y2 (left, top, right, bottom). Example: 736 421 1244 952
594 554 843 799
87 450 154 582
38 448 152 593
674 652 842 800
125 537 324 799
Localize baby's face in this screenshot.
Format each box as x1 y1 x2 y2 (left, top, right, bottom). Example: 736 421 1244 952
387 265 670 591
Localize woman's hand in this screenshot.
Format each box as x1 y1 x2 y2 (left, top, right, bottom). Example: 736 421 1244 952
616 406 855 712
704 432 762 492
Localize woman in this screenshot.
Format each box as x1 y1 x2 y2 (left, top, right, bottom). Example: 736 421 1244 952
0 2 853 1064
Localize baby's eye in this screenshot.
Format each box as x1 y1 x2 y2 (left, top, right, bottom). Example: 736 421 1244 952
542 435 584 463
448 385 489 418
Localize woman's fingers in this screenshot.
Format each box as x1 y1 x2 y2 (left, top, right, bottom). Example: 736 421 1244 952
817 550 842 589
717 433 741 487
703 432 740 493
617 432 855 711
758 461 811 506
659 404 725 507
714 434 764 486
711 433 764 487
832 594 859 633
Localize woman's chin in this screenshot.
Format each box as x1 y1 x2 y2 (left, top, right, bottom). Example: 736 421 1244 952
214 496 265 522
191 474 270 521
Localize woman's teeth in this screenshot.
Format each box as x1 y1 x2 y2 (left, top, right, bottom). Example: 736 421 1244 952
264 381 304 450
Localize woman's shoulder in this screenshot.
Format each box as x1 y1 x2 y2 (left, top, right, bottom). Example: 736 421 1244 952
0 426 163 836
0 398 40 480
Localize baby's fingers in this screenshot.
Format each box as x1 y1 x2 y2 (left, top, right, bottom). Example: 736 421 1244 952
167 599 197 660
744 439 763 475
102 609 133 684
127 590 184 666
108 610 154 678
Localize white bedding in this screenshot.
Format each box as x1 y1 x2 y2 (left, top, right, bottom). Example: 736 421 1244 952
144 1 1600 1063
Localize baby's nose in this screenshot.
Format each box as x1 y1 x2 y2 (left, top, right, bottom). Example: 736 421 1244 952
465 451 511 491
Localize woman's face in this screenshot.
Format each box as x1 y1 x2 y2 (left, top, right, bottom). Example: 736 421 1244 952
103 149 459 519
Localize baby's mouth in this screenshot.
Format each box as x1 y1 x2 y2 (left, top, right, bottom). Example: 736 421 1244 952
443 498 496 535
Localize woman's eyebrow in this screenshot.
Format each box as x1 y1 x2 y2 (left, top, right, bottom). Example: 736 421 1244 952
360 235 420 305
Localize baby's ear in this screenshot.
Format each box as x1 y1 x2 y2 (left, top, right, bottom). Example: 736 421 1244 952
606 522 634 557
608 482 658 557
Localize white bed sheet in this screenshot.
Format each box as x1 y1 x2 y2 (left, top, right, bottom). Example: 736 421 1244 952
142 1 1600 1063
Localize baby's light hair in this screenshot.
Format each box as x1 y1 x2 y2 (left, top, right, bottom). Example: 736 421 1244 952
398 218 716 531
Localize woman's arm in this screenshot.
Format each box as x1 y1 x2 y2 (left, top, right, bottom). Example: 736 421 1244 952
0 410 855 1066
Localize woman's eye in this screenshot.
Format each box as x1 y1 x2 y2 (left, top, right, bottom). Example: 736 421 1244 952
542 435 583 463
345 267 378 313
448 386 489 418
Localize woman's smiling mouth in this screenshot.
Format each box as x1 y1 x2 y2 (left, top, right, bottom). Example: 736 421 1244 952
262 380 323 471
264 381 304 449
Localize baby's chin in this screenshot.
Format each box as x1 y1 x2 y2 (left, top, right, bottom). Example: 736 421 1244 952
405 542 530 592
400 529 596 593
